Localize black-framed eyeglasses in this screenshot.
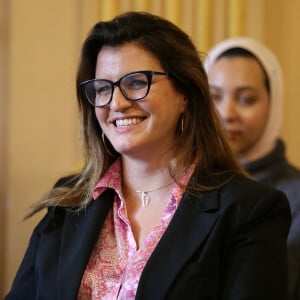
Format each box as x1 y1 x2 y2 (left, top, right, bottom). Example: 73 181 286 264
80 70 168 108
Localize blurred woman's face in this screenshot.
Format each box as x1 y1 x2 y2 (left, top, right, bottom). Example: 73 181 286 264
94 43 186 159
207 56 270 161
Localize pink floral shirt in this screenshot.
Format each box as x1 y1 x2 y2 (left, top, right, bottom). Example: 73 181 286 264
78 159 193 299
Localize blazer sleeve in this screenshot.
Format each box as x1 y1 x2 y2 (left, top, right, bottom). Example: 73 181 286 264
220 186 291 300
5 208 56 300
5 176 76 299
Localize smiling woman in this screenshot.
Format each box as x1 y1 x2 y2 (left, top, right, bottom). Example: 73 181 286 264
93 44 185 159
5 12 291 300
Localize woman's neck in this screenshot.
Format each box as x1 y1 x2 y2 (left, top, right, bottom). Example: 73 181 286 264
121 155 174 194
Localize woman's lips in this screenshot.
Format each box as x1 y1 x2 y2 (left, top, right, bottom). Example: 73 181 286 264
226 130 241 140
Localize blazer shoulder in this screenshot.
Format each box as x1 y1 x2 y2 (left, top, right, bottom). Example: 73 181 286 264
224 174 288 199
219 174 290 218
212 175 291 247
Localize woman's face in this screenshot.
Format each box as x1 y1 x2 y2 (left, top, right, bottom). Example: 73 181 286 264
207 56 270 159
94 43 186 158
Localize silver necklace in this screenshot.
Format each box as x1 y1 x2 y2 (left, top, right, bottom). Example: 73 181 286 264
136 182 173 207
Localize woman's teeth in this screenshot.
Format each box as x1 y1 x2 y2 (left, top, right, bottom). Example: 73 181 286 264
115 118 142 127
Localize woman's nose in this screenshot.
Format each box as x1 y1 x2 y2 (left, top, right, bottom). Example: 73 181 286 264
217 96 238 122
109 86 133 111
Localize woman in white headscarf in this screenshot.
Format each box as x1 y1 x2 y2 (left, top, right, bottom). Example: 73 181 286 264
204 37 300 300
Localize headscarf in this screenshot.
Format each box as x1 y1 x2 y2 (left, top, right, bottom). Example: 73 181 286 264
204 37 284 163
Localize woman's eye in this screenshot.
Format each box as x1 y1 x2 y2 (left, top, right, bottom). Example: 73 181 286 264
127 79 148 89
238 96 256 105
96 85 111 95
210 93 222 102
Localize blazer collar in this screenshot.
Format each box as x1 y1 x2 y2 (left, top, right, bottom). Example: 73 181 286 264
136 188 220 300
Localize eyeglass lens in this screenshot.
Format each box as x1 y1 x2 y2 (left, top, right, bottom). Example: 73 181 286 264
85 72 150 107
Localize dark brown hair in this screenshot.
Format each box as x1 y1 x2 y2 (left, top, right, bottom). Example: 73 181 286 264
28 11 245 216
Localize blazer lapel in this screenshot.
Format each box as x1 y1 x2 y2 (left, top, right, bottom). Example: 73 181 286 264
57 189 114 300
136 188 220 300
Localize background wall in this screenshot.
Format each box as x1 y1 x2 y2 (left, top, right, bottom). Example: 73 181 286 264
0 0 9 295
1 0 300 297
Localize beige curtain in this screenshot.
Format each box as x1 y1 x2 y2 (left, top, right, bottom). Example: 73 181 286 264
91 0 246 52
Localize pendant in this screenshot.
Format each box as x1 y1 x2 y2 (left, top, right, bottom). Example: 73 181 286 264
141 191 150 207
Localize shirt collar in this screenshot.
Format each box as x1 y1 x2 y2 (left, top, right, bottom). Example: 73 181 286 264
92 158 122 200
92 158 195 205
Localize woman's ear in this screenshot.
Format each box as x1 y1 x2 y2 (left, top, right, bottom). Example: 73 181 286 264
182 97 188 112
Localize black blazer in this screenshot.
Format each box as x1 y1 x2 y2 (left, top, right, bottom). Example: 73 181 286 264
6 175 291 300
